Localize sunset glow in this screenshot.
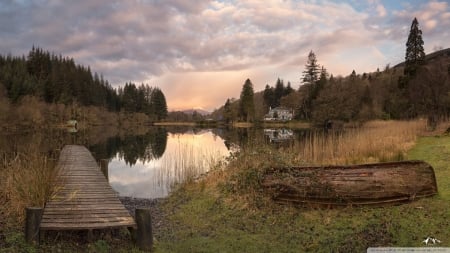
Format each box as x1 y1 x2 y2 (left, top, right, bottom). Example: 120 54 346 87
1 0 449 111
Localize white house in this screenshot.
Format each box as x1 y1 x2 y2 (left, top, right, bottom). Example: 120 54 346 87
264 107 293 121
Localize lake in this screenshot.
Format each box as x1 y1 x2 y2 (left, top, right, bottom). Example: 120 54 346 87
0 126 302 199
87 126 299 199
0 121 425 202
107 129 231 198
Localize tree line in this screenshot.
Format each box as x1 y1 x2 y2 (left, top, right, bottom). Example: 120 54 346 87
0 47 167 120
214 17 450 126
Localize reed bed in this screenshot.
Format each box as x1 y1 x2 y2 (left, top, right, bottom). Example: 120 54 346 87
296 120 427 165
157 142 228 189
0 152 59 223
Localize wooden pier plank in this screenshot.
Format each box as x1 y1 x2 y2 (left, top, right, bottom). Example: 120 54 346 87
40 145 136 231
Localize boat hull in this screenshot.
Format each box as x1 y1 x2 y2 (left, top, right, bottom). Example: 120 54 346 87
261 160 438 206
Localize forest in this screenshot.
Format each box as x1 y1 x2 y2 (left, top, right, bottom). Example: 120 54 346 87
0 47 168 127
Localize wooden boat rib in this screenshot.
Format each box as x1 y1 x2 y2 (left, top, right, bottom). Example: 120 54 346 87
261 160 438 206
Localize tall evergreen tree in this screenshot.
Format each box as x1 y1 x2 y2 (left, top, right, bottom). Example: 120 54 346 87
239 78 255 122
263 84 275 109
150 88 168 120
122 82 139 112
298 50 322 120
314 67 328 98
274 78 285 107
302 50 320 87
405 17 425 76
284 82 294 96
223 98 233 123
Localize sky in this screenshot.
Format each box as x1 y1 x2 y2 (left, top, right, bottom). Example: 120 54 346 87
1 0 449 111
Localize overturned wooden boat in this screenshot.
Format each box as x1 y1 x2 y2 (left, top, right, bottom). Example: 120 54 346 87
261 160 438 206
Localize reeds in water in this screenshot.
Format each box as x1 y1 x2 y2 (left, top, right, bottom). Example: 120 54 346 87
157 141 229 189
296 120 427 165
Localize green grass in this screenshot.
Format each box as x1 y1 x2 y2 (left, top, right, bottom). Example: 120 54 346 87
154 136 450 252
408 136 450 200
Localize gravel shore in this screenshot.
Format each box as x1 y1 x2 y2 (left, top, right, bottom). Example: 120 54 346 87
119 197 167 240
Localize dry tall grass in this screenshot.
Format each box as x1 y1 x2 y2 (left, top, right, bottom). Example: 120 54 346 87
216 120 431 207
296 120 427 165
158 142 228 189
0 152 59 223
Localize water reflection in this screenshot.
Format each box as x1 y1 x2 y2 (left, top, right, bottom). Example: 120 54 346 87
116 128 168 165
0 126 316 199
88 127 168 165
108 129 230 198
264 129 294 143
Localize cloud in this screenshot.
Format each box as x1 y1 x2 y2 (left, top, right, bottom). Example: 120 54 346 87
0 0 449 110
391 1 450 53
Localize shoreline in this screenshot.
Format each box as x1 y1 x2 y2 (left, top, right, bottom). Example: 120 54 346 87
119 197 167 240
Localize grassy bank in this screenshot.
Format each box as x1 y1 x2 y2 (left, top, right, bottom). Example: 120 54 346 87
262 120 311 129
154 120 449 252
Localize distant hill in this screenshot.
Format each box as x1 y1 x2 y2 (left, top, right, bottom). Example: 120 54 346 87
394 48 450 68
180 109 210 116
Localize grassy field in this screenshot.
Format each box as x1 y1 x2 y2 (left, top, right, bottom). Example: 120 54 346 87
1 120 449 252
153 137 450 252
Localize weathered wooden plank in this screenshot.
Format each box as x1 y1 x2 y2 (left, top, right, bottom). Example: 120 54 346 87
50 195 119 200
58 184 112 187
40 221 136 230
44 203 126 209
55 190 116 194
41 212 132 219
42 209 132 216
42 216 135 223
45 199 121 205
44 206 127 212
52 190 117 194
40 145 136 232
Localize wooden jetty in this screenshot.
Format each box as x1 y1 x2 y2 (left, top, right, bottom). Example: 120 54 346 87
261 160 438 206
39 145 136 232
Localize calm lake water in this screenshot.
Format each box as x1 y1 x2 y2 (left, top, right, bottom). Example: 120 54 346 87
108 129 231 198
101 127 304 198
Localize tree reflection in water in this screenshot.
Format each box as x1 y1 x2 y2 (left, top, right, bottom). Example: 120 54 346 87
107 129 231 198
89 127 168 165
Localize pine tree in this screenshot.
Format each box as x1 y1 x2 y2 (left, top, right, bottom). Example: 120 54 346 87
274 78 284 107
405 17 425 76
284 82 294 96
315 67 328 95
263 84 275 109
298 50 322 120
150 88 168 120
223 98 233 123
122 83 138 112
302 50 320 87
239 78 255 122
350 70 357 80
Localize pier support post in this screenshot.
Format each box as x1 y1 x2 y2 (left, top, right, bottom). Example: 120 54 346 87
135 208 153 251
25 207 43 244
100 159 109 181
